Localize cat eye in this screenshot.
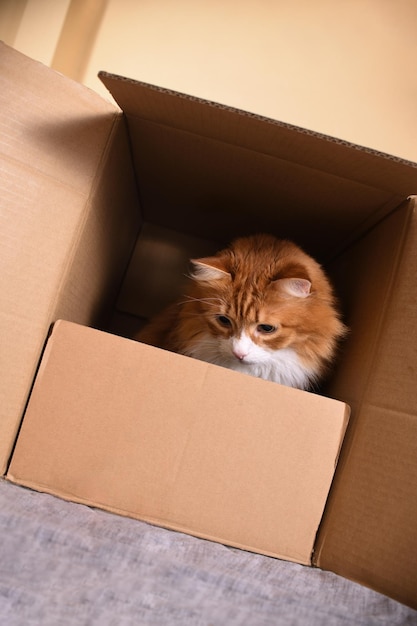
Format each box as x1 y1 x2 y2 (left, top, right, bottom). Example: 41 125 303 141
257 324 277 334
216 315 232 327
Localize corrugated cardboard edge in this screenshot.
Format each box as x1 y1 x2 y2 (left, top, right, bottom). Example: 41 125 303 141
98 72 417 169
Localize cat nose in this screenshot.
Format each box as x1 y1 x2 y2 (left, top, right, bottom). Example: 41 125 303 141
232 348 248 361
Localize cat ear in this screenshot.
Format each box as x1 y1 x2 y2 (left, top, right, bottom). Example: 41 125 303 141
190 258 231 282
273 278 311 298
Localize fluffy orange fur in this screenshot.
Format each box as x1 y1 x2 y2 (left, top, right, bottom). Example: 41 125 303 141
135 234 347 389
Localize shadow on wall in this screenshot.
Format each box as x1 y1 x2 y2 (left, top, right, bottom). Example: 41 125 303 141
51 0 109 82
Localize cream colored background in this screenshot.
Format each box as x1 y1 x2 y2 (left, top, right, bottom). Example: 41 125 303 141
1 0 417 161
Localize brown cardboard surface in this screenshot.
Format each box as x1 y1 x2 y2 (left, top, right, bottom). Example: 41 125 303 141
117 223 218 319
315 200 417 609
99 72 417 261
99 72 417 193
8 320 349 566
323 200 414 409
0 43 140 472
316 406 417 608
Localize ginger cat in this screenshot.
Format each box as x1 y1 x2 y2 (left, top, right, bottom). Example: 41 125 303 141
136 234 347 390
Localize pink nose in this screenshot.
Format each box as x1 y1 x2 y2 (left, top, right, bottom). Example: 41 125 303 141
232 349 247 361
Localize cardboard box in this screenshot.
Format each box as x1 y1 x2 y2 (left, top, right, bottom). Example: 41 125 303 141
1 43 417 608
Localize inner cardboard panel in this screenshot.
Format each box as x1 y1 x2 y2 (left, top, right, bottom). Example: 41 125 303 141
124 118 397 256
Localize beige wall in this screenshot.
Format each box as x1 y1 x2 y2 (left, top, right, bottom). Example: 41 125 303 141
2 0 417 162
0 0 70 66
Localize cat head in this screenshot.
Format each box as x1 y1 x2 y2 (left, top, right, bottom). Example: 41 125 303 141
190 256 312 353
182 234 346 378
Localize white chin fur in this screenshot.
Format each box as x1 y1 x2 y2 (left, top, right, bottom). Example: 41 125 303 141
182 333 315 390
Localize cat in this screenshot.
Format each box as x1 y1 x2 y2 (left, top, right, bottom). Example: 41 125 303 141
135 234 347 390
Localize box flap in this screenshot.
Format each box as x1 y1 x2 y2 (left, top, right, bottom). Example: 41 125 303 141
8 320 349 566
99 73 417 261
315 199 417 609
0 43 140 473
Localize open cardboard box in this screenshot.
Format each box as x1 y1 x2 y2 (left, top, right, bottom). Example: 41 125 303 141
1 43 416 608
